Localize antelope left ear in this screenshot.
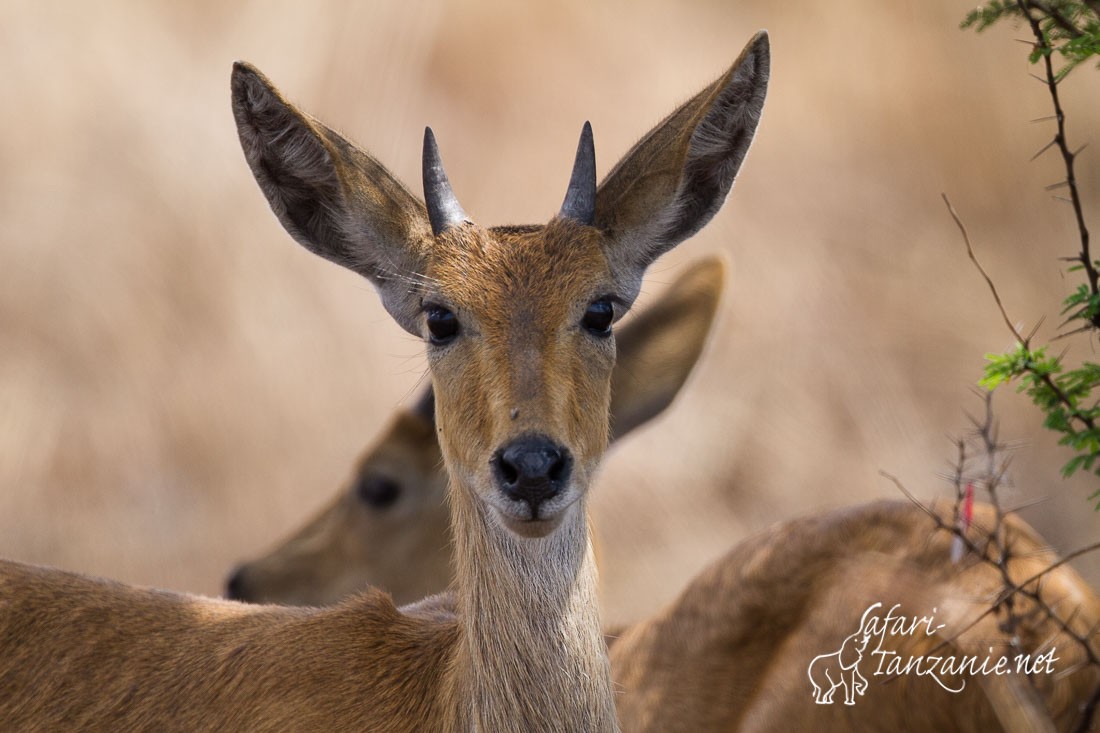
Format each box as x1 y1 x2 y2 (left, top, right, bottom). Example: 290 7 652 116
231 62 433 335
595 31 769 298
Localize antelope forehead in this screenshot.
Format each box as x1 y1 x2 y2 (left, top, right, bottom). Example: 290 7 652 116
428 224 613 314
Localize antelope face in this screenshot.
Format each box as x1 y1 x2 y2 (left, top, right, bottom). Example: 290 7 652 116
422 219 618 538
227 256 726 604
226 400 450 606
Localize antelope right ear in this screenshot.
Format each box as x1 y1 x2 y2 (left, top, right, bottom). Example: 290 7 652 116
595 32 768 302
231 62 432 335
609 256 725 441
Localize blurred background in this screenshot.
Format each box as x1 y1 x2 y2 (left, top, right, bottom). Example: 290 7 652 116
0 0 1097 625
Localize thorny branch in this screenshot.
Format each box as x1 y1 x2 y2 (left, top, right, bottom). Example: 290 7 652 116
884 394 1100 731
1018 0 1096 326
943 194 1099 437
1029 0 1087 38
944 194 1023 342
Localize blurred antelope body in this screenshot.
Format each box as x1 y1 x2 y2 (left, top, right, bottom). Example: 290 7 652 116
610 499 1100 731
0 32 770 732
227 257 726 607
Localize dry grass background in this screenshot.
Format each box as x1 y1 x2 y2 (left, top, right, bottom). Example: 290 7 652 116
1 0 1098 626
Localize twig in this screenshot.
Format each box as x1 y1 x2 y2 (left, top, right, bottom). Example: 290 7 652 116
944 194 1099 435
943 193 1023 341
1017 0 1096 327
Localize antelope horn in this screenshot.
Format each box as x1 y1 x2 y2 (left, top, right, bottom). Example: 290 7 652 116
422 127 469 236
558 121 596 225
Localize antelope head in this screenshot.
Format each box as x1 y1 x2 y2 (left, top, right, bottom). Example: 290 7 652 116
230 32 768 547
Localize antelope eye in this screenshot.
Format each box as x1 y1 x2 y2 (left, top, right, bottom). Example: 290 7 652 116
355 475 401 509
425 305 459 344
581 299 614 337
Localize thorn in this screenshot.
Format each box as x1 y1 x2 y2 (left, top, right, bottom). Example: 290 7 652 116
1071 142 1089 157
1030 138 1057 161
964 410 981 430
1053 196 1073 205
1030 115 1058 124
1029 73 1048 84
1026 316 1045 342
1044 180 1071 191
1054 325 1093 341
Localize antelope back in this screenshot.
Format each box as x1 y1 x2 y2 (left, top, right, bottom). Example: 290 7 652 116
609 500 1100 732
227 257 726 606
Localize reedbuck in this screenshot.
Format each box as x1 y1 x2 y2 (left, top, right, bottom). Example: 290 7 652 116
0 31 769 731
226 257 726 607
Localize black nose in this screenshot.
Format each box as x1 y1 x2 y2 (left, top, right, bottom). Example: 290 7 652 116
492 434 572 513
225 565 249 601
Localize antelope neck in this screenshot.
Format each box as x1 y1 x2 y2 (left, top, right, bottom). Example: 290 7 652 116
445 476 618 732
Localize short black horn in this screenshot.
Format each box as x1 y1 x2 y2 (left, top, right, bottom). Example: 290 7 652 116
558 121 596 225
423 127 469 236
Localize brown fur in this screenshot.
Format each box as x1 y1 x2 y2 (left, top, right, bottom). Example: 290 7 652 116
0 31 769 733
227 493 1097 730
229 257 726 607
0 568 455 731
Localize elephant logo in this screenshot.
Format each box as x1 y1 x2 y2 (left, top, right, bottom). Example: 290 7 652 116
808 604 878 706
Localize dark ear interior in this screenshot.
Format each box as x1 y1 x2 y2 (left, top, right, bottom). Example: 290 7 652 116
594 32 769 288
231 62 433 335
665 35 769 245
232 63 353 264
